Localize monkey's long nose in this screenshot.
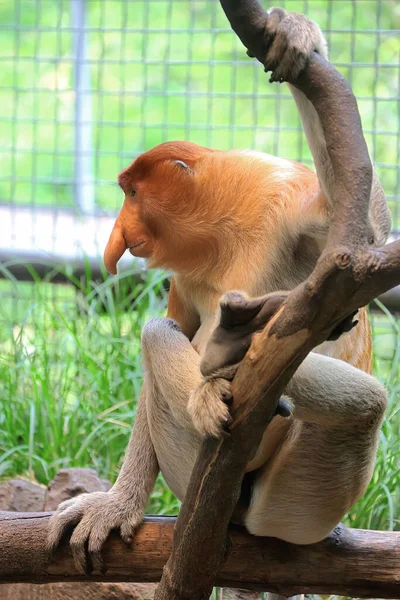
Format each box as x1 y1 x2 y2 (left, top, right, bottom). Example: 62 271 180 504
104 221 127 275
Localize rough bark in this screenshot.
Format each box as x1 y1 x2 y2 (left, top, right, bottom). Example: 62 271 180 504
0 582 158 600
151 2 400 600
1 513 400 598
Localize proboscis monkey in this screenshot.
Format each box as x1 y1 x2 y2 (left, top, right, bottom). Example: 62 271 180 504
48 7 391 577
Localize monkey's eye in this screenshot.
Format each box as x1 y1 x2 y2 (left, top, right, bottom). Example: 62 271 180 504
129 189 136 198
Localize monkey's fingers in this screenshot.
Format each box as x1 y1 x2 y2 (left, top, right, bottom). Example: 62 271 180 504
47 505 84 557
188 378 233 438
269 46 307 84
264 33 289 81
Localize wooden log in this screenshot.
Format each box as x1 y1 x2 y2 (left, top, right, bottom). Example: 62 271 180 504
0 512 399 598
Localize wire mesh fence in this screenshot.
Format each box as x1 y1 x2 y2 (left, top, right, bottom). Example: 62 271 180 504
0 0 398 273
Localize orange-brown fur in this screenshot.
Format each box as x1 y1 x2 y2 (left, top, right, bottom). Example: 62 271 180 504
107 140 372 373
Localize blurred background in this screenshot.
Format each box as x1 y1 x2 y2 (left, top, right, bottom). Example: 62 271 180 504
0 0 399 529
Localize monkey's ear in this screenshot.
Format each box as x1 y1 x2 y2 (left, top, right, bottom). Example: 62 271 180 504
172 160 195 173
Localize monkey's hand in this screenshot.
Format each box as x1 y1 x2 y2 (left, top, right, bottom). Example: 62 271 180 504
188 291 290 438
47 490 144 574
188 375 234 438
259 7 328 83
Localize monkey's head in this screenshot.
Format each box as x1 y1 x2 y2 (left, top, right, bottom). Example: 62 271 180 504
104 141 280 277
104 141 217 275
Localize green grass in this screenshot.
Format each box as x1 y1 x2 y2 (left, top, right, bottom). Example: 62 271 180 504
0 268 399 528
346 303 400 531
0 265 179 515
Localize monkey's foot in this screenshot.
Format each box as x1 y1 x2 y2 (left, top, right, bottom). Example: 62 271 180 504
189 290 358 438
47 491 144 574
200 290 287 377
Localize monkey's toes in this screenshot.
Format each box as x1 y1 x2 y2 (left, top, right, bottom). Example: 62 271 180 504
47 491 144 576
219 291 263 328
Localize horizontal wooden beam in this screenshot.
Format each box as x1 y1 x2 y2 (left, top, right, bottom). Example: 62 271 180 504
0 511 399 598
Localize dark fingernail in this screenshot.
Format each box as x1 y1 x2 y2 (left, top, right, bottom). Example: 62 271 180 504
92 551 107 575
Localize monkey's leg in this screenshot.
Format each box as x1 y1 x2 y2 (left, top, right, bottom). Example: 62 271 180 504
141 317 223 499
141 317 204 424
47 385 159 574
285 352 387 427
143 318 301 600
244 353 387 545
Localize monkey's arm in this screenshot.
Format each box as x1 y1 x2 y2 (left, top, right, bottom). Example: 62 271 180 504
47 388 159 574
167 276 200 340
262 8 391 246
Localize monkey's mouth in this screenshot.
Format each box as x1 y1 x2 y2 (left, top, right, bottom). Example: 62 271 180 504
128 241 146 255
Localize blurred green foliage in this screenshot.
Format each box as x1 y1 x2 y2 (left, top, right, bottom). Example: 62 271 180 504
0 266 180 514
